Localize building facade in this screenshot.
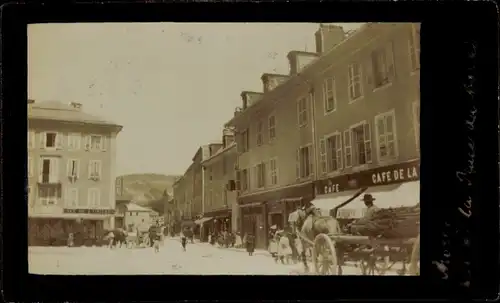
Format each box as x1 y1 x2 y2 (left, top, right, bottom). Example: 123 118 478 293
28 100 122 246
198 129 238 241
225 23 420 248
308 23 420 218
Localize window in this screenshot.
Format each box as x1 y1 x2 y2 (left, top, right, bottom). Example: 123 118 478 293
88 160 102 180
241 130 249 152
371 48 390 87
241 169 249 191
67 133 81 150
269 158 278 186
268 115 276 141
409 26 420 71
88 188 101 207
41 132 61 149
65 188 79 207
375 110 398 161
256 121 263 146
296 145 313 179
297 97 308 127
209 189 214 207
413 102 420 151
323 78 336 113
348 63 363 101
85 135 107 151
38 156 60 183
344 122 372 167
28 131 35 149
27 186 32 206
28 157 33 177
38 186 60 205
320 133 343 173
67 159 80 178
254 162 266 188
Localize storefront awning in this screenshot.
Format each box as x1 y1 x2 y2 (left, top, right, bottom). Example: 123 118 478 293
194 217 213 225
311 189 362 217
29 213 113 220
337 181 420 219
239 201 264 208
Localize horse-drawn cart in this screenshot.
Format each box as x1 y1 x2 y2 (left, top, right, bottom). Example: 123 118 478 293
289 190 420 276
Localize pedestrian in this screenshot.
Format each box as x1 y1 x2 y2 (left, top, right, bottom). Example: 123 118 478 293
234 231 242 248
106 230 115 249
67 232 74 247
277 231 293 264
181 234 187 252
245 232 255 256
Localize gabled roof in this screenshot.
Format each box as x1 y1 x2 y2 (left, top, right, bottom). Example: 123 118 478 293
28 100 122 128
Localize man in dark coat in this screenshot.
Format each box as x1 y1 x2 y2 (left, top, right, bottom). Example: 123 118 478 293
245 233 255 256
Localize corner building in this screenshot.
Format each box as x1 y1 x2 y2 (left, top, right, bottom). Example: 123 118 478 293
28 100 122 246
308 23 421 218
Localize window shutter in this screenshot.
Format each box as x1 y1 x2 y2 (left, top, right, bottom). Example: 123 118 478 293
74 189 79 207
386 41 396 80
336 134 343 169
75 160 80 178
363 123 372 163
295 149 301 179
75 134 81 150
98 161 102 178
319 138 327 174
96 190 101 207
344 130 352 167
101 136 107 151
262 162 266 187
296 101 301 126
308 146 314 176
40 132 46 149
235 170 241 190
49 159 59 183
87 189 92 207
66 159 71 177
38 159 44 182
55 133 63 149
88 161 92 179
85 135 91 150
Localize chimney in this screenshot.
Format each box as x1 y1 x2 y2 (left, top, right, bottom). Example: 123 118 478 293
287 51 319 75
315 24 346 54
240 91 263 109
240 92 249 109
69 102 83 110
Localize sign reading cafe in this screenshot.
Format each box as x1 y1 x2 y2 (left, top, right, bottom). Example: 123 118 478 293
315 160 420 195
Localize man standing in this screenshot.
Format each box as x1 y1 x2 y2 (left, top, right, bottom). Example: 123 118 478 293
361 194 379 220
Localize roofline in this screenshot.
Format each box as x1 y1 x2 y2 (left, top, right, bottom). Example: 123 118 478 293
200 143 236 166
29 117 123 132
225 23 382 128
260 73 289 81
287 50 318 59
240 91 264 97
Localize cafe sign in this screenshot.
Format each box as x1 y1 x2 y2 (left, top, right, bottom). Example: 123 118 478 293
63 208 115 215
316 160 420 195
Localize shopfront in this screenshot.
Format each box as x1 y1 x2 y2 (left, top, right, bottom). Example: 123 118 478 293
28 208 114 246
312 159 420 219
196 208 232 241
239 182 315 248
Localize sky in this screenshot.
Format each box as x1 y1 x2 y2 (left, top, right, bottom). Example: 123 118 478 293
28 22 363 176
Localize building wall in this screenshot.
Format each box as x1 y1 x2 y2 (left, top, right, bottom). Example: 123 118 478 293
124 211 151 232
28 119 119 227
203 149 238 213
313 23 420 179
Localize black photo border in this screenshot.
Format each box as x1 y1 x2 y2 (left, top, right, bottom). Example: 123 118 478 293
1 1 499 301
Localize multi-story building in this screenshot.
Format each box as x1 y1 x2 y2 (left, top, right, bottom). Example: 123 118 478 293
225 23 420 248
28 100 122 246
310 23 420 218
198 128 238 241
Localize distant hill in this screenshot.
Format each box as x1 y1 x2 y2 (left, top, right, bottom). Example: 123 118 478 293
117 173 180 214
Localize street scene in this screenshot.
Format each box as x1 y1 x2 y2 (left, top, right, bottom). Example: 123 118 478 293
28 22 420 276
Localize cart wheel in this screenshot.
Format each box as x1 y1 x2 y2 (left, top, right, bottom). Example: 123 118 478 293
409 234 420 276
312 234 339 275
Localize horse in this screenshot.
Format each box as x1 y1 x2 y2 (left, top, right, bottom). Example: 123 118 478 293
293 207 342 273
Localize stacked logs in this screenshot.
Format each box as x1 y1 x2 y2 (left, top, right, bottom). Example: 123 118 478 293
349 204 420 239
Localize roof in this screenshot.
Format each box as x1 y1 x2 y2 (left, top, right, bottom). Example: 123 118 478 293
28 100 122 129
201 142 236 166
125 203 152 212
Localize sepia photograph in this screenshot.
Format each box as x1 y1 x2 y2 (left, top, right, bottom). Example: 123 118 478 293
27 22 420 276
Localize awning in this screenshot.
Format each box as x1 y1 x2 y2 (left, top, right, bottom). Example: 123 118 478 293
194 217 213 225
239 202 264 208
311 189 362 217
29 213 113 220
338 181 420 219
